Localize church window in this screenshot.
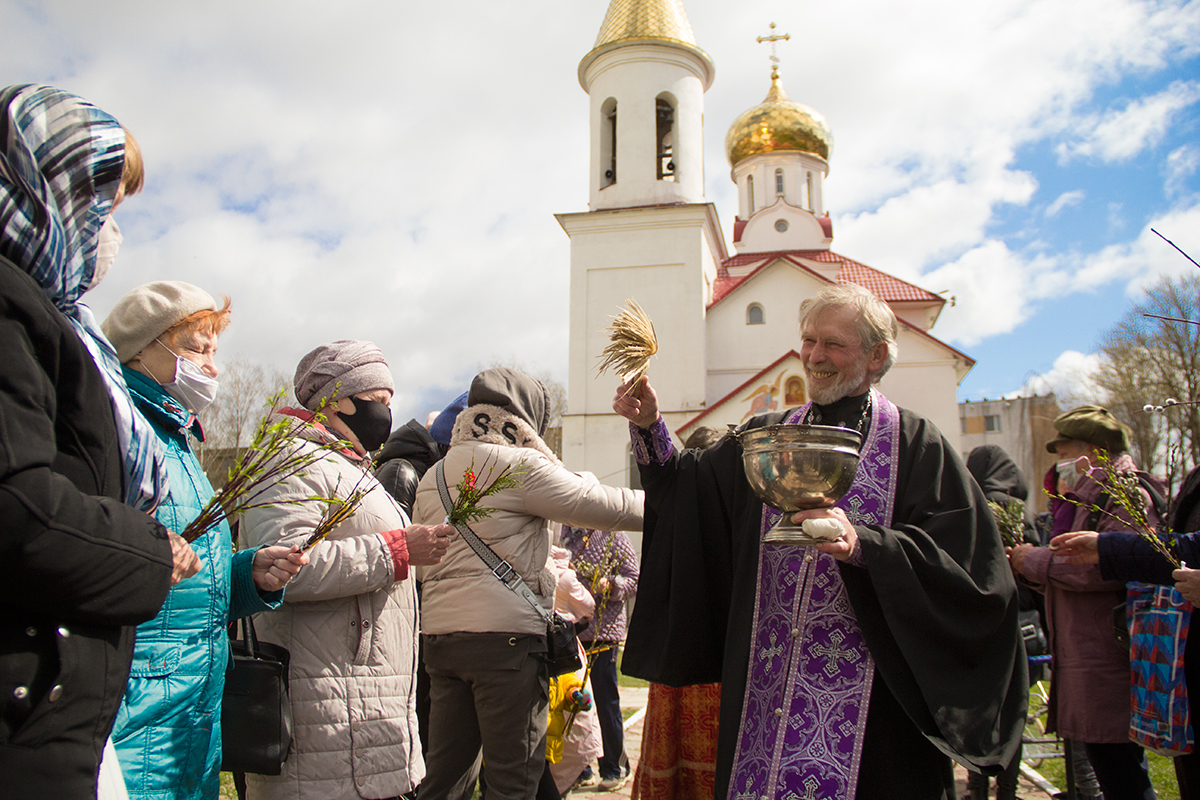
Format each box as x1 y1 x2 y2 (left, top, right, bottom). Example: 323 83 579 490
656 96 676 181
775 168 784 196
774 219 789 233
747 175 755 215
806 172 814 210
746 303 765 325
601 98 617 188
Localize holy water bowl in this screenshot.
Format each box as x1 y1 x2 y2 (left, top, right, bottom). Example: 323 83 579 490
738 423 863 545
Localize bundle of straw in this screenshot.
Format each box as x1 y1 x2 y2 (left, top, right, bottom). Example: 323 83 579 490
596 299 658 395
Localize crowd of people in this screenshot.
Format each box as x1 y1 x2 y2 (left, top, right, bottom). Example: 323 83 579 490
5 82 1199 800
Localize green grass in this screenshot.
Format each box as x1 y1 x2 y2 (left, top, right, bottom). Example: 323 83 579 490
1029 750 1179 799
1023 680 1180 799
617 646 649 689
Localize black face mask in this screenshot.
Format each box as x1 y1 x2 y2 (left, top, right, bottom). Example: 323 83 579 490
337 396 392 452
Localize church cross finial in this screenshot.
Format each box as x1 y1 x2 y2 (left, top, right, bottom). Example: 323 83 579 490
756 22 790 76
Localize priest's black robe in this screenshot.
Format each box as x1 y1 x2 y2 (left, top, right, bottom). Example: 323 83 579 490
622 393 1027 800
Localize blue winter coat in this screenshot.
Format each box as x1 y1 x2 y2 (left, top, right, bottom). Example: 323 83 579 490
112 369 283 799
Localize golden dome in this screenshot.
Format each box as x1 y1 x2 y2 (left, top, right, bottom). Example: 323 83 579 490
592 0 699 49
725 69 833 168
580 0 714 89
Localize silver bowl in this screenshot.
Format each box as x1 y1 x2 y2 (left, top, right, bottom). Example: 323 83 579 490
738 423 863 545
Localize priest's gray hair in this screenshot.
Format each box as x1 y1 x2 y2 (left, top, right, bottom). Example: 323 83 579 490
798 283 899 383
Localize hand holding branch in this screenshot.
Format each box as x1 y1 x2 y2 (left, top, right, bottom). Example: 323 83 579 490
168 532 202 585
405 523 457 566
1047 532 1101 564
252 545 309 592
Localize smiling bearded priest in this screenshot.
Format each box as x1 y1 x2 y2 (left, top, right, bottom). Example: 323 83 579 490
612 283 1027 800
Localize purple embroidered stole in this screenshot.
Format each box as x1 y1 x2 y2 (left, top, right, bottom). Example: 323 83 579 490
728 390 901 800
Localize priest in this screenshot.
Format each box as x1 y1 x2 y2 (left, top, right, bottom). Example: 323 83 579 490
614 283 1026 800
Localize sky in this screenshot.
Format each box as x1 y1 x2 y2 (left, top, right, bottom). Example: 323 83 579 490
4 0 1199 424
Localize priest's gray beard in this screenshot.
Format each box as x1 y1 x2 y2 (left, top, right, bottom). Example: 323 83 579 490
803 358 868 406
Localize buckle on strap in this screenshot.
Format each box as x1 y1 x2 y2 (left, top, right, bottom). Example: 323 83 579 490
492 560 518 585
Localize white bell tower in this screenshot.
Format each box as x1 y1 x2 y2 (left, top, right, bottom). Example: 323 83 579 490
578 0 714 210
557 0 726 486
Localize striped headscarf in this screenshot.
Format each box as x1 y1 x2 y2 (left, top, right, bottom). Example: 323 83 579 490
0 84 168 511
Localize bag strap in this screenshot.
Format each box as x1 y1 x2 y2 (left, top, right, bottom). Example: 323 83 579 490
435 461 551 624
237 616 260 659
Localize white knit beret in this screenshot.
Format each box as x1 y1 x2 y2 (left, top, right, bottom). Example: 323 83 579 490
101 281 218 363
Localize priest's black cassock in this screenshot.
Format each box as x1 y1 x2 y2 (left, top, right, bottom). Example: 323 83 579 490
622 391 1027 800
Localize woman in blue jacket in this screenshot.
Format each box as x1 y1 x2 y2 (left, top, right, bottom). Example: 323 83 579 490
102 282 308 800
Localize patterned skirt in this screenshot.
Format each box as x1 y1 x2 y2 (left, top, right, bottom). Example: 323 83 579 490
631 682 721 800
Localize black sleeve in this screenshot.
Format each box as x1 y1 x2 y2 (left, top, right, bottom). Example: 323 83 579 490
376 458 421 519
0 285 172 625
1097 530 1186 585
623 419 772 687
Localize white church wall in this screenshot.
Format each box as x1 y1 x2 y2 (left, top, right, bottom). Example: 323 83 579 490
559 205 720 478
705 264 826 402
877 329 964 449
738 201 829 253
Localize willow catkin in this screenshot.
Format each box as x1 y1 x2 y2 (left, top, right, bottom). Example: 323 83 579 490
596 299 658 396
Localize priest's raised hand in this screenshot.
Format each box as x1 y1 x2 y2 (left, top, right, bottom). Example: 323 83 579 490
613 375 660 429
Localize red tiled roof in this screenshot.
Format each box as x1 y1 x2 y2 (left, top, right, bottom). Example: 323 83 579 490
710 251 942 308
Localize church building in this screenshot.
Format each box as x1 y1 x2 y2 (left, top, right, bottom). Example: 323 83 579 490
557 0 973 489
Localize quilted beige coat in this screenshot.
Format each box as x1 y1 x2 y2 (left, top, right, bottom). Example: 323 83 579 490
239 418 423 800
413 404 643 636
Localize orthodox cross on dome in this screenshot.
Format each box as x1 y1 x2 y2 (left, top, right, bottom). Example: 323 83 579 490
756 21 791 76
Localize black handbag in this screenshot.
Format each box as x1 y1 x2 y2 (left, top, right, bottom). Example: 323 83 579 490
221 616 293 775
547 612 584 676
435 462 583 676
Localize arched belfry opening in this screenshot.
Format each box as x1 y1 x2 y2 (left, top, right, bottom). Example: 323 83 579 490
601 97 617 188
656 95 676 181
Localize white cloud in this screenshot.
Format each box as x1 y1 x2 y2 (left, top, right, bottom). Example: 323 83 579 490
1056 80 1200 162
912 240 1066 346
1074 201 1200 292
1020 350 1105 406
1166 145 1200 199
1045 190 1086 218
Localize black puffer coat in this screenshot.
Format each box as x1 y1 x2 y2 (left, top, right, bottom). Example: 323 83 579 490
0 258 173 796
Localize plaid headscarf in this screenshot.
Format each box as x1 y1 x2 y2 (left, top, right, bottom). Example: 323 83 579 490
0 84 168 511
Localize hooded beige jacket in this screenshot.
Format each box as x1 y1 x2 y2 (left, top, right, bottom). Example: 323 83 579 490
414 404 643 636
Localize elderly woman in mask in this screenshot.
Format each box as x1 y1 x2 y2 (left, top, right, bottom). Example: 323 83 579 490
239 340 455 800
413 367 643 800
100 282 308 799
0 85 199 797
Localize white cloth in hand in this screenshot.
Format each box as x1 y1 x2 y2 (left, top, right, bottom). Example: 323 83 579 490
802 518 843 541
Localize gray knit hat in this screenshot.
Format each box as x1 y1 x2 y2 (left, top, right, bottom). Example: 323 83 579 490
294 340 394 411
101 281 218 363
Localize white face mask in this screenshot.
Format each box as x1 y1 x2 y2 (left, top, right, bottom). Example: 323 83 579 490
154 339 219 413
1056 459 1085 490
89 216 122 290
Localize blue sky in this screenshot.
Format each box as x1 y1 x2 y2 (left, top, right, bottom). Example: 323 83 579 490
3 0 1198 424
